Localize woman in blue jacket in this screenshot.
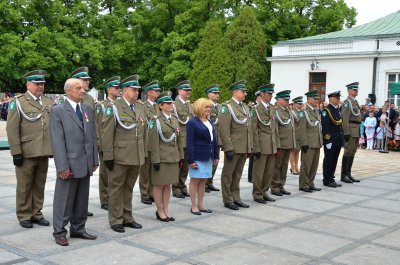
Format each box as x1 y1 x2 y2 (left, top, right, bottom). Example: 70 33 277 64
186 98 219 215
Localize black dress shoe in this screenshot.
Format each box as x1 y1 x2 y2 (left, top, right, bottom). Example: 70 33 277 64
280 188 291 195
234 201 250 208
341 175 353 183
271 191 283 196
299 187 313 193
19 220 33 228
191 209 202 215
173 193 185 199
205 186 211 193
122 221 142 229
349 176 360 182
224 203 239 210
111 224 125 233
55 236 69 246
263 195 276 202
150 197 155 202
32 218 50 226
254 198 267 204
335 182 342 187
199 209 213 213
156 211 169 222
87 211 94 217
310 187 322 191
323 182 337 188
141 198 152 205
70 231 97 240
208 185 220 191
182 191 190 197
101 204 109 210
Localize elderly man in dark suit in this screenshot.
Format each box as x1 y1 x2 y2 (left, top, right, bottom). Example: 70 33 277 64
50 78 99 246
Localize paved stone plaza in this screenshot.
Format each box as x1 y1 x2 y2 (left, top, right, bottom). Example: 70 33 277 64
1 121 400 265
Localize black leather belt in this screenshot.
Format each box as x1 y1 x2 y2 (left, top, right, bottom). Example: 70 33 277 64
349 121 361 124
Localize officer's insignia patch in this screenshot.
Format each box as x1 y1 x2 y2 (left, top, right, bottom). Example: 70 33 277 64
325 134 331 140
58 99 63 105
344 101 349 108
96 105 102 114
250 110 254 117
322 110 327 117
220 106 227 114
299 111 305 118
9 101 16 111
105 107 113 117
148 120 154 129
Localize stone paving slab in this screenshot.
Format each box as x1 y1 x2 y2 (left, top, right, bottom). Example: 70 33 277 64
333 244 400 265
330 206 400 226
372 229 400 249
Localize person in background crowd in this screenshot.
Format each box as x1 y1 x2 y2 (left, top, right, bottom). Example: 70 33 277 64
359 114 366 149
364 111 377 150
364 97 373 106
186 98 219 215
289 96 303 175
247 90 262 183
394 117 400 146
375 122 385 151
1 96 10 121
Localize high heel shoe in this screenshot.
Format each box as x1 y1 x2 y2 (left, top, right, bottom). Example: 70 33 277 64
167 216 175 221
155 211 169 222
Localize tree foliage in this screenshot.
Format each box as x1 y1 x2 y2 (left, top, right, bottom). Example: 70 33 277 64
0 0 357 97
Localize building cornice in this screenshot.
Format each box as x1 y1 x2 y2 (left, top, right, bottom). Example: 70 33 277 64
268 51 400 62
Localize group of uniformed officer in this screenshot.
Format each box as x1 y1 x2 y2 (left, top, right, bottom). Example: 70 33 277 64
6 66 362 229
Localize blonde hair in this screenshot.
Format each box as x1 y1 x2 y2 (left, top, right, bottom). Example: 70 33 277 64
192 98 212 117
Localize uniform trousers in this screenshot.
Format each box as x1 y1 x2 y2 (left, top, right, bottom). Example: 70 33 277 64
53 175 89 238
16 156 48 221
108 164 139 225
98 152 109 205
172 149 188 195
343 137 359 157
139 152 154 199
271 149 291 193
252 154 275 200
299 148 320 189
323 146 341 184
221 153 247 203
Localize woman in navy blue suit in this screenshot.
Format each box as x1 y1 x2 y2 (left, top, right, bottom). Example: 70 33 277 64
186 98 219 215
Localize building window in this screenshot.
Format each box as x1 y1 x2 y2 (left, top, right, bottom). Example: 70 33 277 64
387 73 400 106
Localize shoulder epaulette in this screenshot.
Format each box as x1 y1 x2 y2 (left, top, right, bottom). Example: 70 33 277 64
15 94 23 98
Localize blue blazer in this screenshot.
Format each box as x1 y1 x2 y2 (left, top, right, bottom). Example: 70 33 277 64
186 116 219 164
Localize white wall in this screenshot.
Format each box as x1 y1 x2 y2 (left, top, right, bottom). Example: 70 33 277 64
270 57 374 104
376 56 400 106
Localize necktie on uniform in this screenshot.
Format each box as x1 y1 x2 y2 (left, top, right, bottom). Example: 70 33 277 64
130 104 134 112
76 104 83 124
36 97 42 106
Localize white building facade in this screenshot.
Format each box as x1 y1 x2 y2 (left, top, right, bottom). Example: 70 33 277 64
268 11 400 106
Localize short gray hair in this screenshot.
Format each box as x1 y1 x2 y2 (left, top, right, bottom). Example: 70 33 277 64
64 78 81 92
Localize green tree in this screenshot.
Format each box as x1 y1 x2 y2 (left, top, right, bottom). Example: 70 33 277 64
225 7 268 101
190 19 233 102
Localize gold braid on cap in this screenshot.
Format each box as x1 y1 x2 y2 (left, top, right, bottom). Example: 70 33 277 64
325 108 342 125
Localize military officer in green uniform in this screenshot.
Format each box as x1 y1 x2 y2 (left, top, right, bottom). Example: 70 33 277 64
101 75 146 233
247 90 262 184
69 67 96 110
251 84 279 204
219 80 252 210
139 80 161 205
6 70 53 228
272 90 296 196
341 82 361 183
172 80 193 198
205 84 221 193
298 90 323 192
289 96 303 176
95 76 121 210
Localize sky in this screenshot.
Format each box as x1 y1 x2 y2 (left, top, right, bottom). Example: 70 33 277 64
344 0 399 26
